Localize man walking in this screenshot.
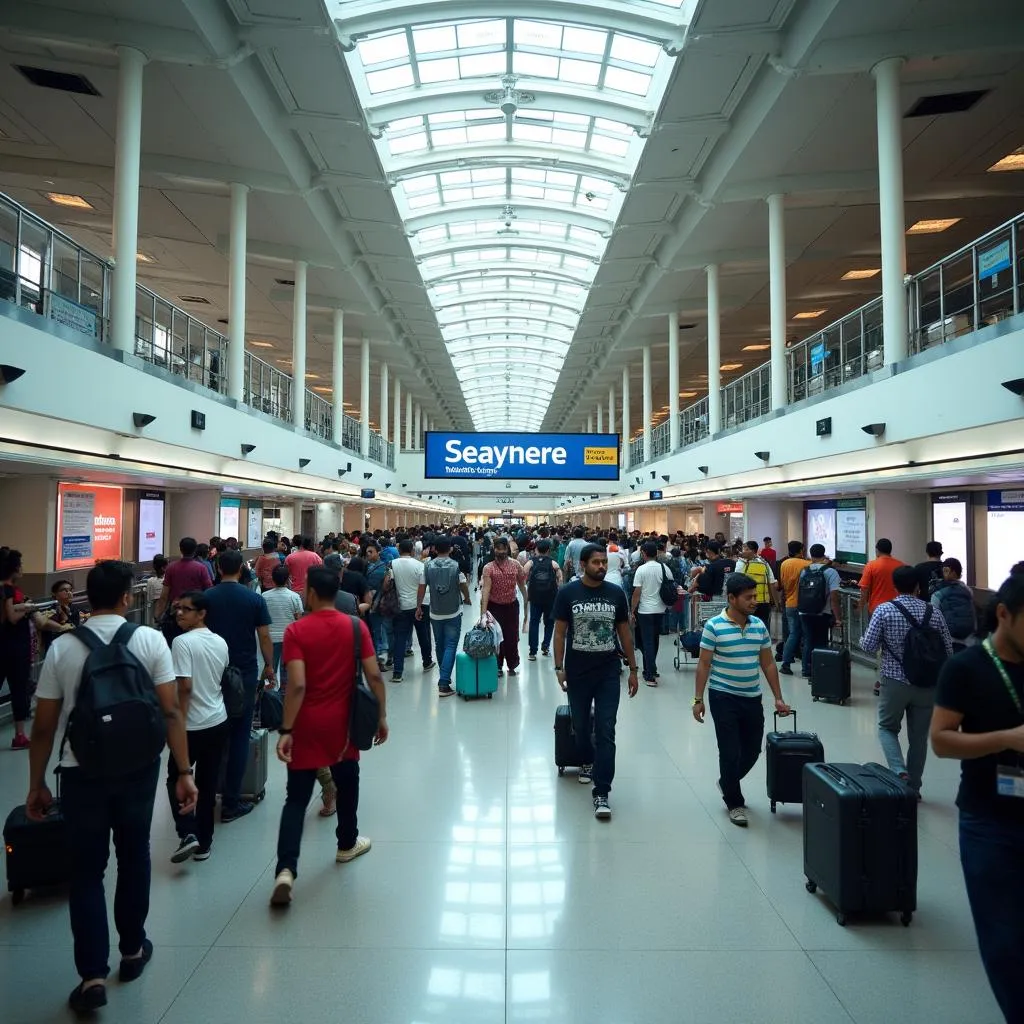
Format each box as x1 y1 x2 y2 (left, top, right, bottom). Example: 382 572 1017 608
562 526 587 581
389 538 428 683
154 537 213 644
203 549 275 822
860 538 906 695
421 537 470 697
778 540 810 675
861 565 953 797
797 544 843 679
285 536 323 596
735 539 781 630
552 544 639 820
26 561 197 1014
481 537 528 676
693 573 792 826
270 569 388 906
525 538 562 660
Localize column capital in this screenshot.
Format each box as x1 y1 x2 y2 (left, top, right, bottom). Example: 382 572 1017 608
870 55 906 77
116 45 149 66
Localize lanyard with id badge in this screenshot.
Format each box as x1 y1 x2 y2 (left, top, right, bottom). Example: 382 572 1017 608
983 639 1024 799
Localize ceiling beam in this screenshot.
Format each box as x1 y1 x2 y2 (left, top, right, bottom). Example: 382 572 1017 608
416 238 600 264
432 292 583 316
424 265 591 288
406 204 613 235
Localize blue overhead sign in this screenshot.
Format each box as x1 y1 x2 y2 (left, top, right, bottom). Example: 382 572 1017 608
424 431 621 481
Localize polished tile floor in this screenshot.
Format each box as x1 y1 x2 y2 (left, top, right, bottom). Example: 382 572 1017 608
0 603 1002 1023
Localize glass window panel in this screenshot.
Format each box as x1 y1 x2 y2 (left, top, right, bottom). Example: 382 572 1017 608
418 57 460 84
388 132 427 155
525 109 555 122
514 123 552 144
514 20 563 48
471 167 505 182
456 20 506 48
465 108 501 121
610 34 662 67
357 32 408 65
511 184 546 200
590 134 629 157
580 175 614 193
559 58 601 86
459 53 498 78
440 169 472 186
366 65 415 93
604 65 651 95
413 25 457 53
406 191 440 210
390 116 423 132
473 184 507 198
516 167 547 183
562 26 608 55
594 117 631 135
416 226 449 244
467 123 506 142
428 110 466 125
443 186 473 203
432 126 468 146
552 128 587 147
513 52 560 77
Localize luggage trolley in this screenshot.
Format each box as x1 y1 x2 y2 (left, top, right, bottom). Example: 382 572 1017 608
673 594 726 669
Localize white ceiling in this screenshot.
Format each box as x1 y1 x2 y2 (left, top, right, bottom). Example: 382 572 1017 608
0 0 1022 438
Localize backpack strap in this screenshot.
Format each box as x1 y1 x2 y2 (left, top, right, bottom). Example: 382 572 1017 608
72 626 105 654
889 599 921 629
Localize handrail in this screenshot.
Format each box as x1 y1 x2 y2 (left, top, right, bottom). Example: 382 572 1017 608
913 210 1022 281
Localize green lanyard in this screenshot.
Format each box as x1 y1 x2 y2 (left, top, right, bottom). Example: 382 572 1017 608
983 639 1023 714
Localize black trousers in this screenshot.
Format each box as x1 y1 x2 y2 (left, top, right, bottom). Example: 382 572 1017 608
165 720 230 849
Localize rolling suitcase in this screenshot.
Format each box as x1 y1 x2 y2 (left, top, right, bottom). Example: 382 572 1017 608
802 762 917 926
554 704 580 775
455 651 498 700
764 711 824 813
811 647 851 704
217 727 269 803
4 801 71 905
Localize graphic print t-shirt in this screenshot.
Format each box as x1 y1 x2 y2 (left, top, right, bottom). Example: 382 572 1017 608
553 580 628 676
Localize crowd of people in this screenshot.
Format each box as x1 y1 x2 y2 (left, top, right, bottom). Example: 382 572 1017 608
3 523 1024 1019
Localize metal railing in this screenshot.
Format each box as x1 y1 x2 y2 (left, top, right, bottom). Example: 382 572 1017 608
244 350 292 421
650 419 672 460
305 390 333 441
629 435 644 466
341 413 361 453
385 439 395 469
721 362 771 429
368 430 385 464
680 396 709 447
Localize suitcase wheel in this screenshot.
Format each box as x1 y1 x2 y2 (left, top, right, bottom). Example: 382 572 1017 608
836 913 847 927
804 880 817 894
901 911 912 927
487 693 492 699
558 766 565 776
254 789 266 804
770 801 777 814
812 696 819 702
11 888 25 906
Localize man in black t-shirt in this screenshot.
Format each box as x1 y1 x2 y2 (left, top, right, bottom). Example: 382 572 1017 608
914 541 945 602
693 541 728 598
553 544 639 821
931 572 1024 1022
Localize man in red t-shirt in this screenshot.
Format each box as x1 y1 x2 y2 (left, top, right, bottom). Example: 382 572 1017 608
270 568 387 906
285 537 323 596
760 537 778 566
155 537 213 643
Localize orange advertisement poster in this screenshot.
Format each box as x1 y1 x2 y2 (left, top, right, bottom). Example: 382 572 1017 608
56 482 124 570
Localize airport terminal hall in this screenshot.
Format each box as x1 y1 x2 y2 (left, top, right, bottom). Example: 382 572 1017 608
4 0 1024 1021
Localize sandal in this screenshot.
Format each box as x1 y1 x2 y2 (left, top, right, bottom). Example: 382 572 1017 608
319 784 337 818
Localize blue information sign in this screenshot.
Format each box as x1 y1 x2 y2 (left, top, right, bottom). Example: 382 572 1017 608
424 432 620 481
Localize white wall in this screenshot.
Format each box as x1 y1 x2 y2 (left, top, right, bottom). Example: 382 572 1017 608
743 500 787 550
168 489 220 548
868 490 930 566
0 475 56 574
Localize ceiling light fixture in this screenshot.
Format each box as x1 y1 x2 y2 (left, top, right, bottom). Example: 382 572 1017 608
46 192 92 209
841 269 880 280
907 218 960 235
988 146 1024 172
250 341 274 349
720 363 743 371
792 310 826 320
136 251 154 263
742 344 770 351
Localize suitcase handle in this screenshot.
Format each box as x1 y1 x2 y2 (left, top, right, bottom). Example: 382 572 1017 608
773 710 797 731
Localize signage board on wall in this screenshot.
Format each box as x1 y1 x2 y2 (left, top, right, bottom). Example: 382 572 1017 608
805 500 838 560
247 506 263 548
717 502 743 514
649 490 663 501
44 291 99 338
361 488 376 499
56 483 123 570
987 490 1024 587
424 431 620 481
834 497 867 563
978 240 1011 281
219 498 240 540
138 490 165 563
931 492 971 582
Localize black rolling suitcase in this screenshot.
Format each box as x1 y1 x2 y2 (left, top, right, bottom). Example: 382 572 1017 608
554 705 580 775
764 712 824 813
811 647 851 704
4 800 71 905
802 762 917 926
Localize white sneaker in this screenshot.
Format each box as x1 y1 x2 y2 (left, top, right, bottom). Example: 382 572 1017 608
270 869 294 906
578 764 593 784
593 795 612 820
336 835 372 863
728 807 748 828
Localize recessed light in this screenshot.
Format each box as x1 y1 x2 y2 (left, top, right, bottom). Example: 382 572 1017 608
793 310 826 320
841 269 880 280
312 386 332 393
907 218 960 235
988 146 1024 172
305 373 320 380
720 363 743 371
46 192 92 209
679 391 697 398
179 295 210 305
250 341 274 349
136 251 154 263
742 343 770 351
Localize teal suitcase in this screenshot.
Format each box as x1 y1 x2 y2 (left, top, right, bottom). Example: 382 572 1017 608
456 652 498 700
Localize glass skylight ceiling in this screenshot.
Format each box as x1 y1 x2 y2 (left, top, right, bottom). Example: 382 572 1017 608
341 3 684 430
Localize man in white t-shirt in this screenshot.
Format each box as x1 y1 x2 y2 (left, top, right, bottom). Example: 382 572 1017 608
26 560 196 1016
630 540 681 685
263 563 304 688
168 589 230 863
389 538 427 682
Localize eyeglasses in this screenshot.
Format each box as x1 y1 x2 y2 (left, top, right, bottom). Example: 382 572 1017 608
176 605 197 614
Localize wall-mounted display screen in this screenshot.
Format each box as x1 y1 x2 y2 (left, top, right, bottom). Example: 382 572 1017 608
932 493 970 582
138 490 165 563
246 506 263 548
987 489 1024 588
835 498 868 563
56 482 124 570
361 488 376 499
805 504 837 559
425 431 620 481
219 498 240 540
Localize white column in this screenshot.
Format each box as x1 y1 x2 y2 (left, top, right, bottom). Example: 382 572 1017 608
380 362 389 442
587 413 594 434
706 263 722 435
226 183 248 401
292 499 304 540
642 343 652 464
767 193 789 410
393 376 401 452
596 404 603 433
359 337 370 457
621 365 631 471
110 47 146 353
405 391 413 450
291 260 307 429
331 308 344 445
668 312 680 450
414 404 422 450
873 57 908 365
608 382 616 437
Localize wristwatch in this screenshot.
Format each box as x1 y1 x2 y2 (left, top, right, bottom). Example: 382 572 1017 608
692 696 704 705
278 727 293 735
178 768 194 776
554 665 564 672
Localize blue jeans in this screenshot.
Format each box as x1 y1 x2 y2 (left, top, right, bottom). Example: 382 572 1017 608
368 612 393 657
271 641 289 689
528 599 555 656
431 614 463 687
781 608 802 667
391 609 416 676
565 660 622 797
959 811 1024 1021
61 759 160 981
708 689 765 810
222 670 258 811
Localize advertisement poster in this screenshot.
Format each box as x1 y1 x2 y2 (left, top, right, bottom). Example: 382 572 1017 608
987 490 1024 587
835 499 867 563
56 483 123 570
932 495 970 581
138 491 165 563
219 498 240 540
425 431 620 481
806 506 837 559
247 506 263 549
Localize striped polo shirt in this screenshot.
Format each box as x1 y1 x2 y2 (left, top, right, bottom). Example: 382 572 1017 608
700 609 771 698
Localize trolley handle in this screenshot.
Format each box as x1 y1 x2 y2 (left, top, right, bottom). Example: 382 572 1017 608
773 709 797 731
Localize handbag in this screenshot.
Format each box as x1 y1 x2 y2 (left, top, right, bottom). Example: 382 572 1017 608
374 570 400 619
348 615 380 751
258 687 284 731
463 614 499 659
220 665 246 719
658 563 679 607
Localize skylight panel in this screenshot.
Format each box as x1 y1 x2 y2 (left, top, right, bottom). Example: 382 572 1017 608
416 226 449 244
432 126 468 147
456 20 505 48
467 123 506 143
366 65 416 93
610 34 662 68
413 25 457 53
553 127 588 147
562 26 607 55
590 134 629 157
515 20 564 48
458 53 497 78
357 31 408 65
560 59 601 86
419 58 460 84
513 52 560 78
604 65 651 95
387 132 428 155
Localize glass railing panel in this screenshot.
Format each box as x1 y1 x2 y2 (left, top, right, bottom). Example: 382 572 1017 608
243 350 292 420
80 252 106 326
680 396 709 447
341 413 361 453
386 440 395 469
368 431 384 464
628 436 643 466
978 227 1016 327
18 214 47 315
51 235 79 302
305 390 333 441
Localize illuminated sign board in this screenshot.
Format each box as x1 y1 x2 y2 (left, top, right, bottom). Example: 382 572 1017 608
425 432 620 481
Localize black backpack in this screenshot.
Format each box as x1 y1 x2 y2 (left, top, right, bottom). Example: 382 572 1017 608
452 542 471 578
887 602 948 687
658 562 679 606
528 555 557 601
937 583 975 640
62 623 166 779
797 567 828 614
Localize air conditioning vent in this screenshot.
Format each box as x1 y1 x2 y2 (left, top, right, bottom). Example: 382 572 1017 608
217 318 229 325
179 295 210 305
905 90 989 118
275 278 295 286
678 322 697 330
16 65 100 96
